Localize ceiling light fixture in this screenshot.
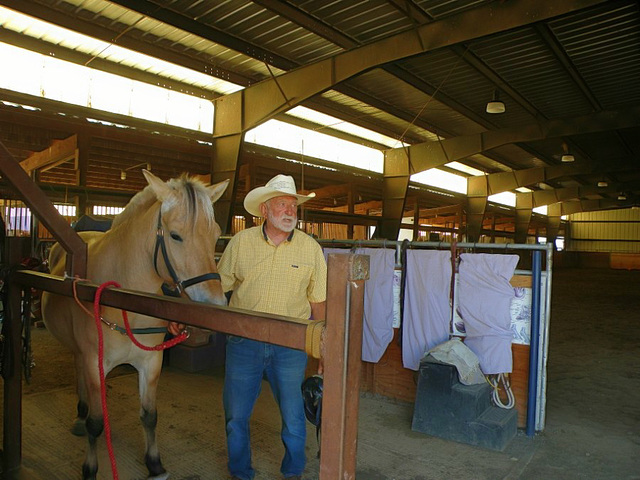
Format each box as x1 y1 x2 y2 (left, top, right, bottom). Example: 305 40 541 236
618 193 627 201
561 141 575 162
486 90 506 114
120 170 127 181
597 181 608 187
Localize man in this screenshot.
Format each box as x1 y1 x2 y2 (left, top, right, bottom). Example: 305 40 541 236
217 174 327 480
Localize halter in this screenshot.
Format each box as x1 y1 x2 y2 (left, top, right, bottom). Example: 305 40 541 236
153 209 221 296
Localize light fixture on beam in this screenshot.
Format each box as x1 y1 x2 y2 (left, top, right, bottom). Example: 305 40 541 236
597 180 608 187
486 90 505 114
120 161 151 180
618 193 627 201
561 141 574 162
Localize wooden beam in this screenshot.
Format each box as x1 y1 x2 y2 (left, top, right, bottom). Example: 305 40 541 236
19 135 77 173
309 183 351 199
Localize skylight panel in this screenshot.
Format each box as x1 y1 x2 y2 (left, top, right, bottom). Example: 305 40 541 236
533 206 548 215
489 192 516 207
287 106 406 148
411 169 467 194
246 120 384 172
445 161 485 176
0 7 242 95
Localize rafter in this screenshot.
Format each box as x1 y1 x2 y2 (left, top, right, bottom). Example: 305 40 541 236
393 105 640 175
20 135 77 174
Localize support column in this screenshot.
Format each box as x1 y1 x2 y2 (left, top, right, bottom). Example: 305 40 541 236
377 148 410 239
212 93 244 234
321 253 369 479
412 197 420 241
547 203 563 247
347 183 354 239
467 175 489 242
2 241 24 477
515 192 534 244
76 134 91 218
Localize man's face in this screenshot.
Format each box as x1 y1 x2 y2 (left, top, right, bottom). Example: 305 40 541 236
265 195 298 233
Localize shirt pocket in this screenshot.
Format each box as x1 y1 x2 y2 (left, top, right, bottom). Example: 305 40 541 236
287 263 313 294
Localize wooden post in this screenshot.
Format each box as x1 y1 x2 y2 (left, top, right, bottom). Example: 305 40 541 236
2 241 25 477
320 253 369 479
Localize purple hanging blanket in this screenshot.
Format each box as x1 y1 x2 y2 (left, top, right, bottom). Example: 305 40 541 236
402 250 452 371
457 253 518 374
323 248 395 363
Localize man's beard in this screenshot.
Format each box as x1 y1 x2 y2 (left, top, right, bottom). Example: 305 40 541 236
267 209 297 233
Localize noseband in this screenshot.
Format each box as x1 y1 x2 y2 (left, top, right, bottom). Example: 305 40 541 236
153 210 221 296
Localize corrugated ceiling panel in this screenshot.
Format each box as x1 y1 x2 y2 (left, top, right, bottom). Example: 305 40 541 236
571 132 631 162
318 90 437 144
549 1 640 109
161 0 342 64
617 128 640 157
62 0 278 81
293 0 413 44
468 28 593 119
399 48 534 129
346 69 483 137
415 0 493 19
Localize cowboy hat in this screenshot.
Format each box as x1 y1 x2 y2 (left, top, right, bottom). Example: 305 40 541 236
244 174 315 217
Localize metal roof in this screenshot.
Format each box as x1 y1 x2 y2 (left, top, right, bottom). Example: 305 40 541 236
1 0 639 209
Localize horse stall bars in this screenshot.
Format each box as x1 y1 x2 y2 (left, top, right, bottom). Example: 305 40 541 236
317 239 553 434
5 253 368 479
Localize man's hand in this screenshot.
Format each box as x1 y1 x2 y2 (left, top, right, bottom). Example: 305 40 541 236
168 321 186 336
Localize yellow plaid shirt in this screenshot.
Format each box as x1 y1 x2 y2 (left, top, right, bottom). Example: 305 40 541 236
217 225 327 320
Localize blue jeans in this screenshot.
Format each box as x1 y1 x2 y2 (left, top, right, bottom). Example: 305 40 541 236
223 335 308 480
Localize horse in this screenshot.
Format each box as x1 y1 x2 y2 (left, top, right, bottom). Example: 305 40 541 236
41 169 229 480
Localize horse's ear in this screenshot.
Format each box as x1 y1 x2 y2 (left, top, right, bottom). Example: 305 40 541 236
143 169 174 202
207 179 230 203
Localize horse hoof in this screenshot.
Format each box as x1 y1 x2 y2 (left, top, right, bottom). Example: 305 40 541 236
148 473 170 480
71 420 87 436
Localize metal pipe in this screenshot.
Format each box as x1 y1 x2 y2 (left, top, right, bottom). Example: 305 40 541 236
537 243 554 430
526 249 542 436
318 238 549 251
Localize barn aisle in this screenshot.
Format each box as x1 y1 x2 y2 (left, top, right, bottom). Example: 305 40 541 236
4 267 640 479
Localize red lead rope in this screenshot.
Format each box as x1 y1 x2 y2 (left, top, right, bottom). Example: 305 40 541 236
93 281 190 480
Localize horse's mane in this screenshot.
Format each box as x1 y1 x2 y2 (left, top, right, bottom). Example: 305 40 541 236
111 174 215 230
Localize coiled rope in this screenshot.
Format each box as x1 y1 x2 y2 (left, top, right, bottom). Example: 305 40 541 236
487 373 515 409
305 319 325 359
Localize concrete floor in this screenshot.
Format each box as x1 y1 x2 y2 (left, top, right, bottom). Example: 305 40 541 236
4 267 640 479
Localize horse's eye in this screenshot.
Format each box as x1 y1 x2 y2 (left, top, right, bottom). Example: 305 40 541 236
170 232 183 242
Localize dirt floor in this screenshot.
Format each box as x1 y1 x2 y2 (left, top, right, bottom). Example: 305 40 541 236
1 267 640 479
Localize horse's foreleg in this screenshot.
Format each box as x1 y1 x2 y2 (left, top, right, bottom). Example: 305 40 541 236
82 414 104 480
72 355 89 436
81 360 104 480
138 351 167 479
